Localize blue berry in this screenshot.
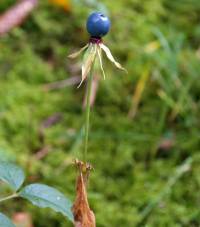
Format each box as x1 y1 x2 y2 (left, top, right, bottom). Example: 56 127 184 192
86 12 111 38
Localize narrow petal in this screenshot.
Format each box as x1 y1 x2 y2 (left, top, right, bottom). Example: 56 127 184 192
78 44 97 88
100 43 127 73
68 44 89 59
97 46 106 80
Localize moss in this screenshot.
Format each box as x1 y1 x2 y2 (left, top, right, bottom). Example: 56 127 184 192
0 0 200 226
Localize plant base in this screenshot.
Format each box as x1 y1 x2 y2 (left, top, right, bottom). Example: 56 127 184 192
72 160 95 227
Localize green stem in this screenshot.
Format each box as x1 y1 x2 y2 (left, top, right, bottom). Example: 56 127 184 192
83 66 94 162
0 193 18 203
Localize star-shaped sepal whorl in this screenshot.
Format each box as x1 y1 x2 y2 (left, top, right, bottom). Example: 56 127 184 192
68 12 127 87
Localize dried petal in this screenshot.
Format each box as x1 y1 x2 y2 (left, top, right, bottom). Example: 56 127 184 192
97 46 106 80
100 43 127 72
78 44 96 88
68 44 89 59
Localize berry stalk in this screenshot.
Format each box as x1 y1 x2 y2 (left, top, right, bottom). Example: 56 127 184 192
83 62 95 162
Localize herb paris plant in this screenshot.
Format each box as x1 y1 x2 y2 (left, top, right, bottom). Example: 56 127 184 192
69 12 127 227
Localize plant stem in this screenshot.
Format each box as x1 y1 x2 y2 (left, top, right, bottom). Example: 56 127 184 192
0 193 18 203
83 66 94 163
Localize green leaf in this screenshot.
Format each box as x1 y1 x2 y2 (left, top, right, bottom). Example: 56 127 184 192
19 184 74 222
0 213 16 227
0 162 25 191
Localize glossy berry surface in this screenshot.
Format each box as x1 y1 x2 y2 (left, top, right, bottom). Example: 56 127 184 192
86 12 111 38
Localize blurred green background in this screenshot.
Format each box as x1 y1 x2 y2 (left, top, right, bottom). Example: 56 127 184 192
0 0 200 226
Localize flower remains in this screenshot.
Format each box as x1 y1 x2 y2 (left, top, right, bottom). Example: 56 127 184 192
68 12 127 87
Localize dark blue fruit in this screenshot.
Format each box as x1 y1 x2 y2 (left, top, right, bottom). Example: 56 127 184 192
86 12 111 38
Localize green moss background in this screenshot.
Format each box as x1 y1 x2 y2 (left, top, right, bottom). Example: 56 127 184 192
0 0 200 226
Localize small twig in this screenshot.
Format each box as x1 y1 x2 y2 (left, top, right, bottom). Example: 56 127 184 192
0 0 38 36
34 146 50 160
43 76 80 91
41 113 62 128
34 114 62 160
38 113 62 145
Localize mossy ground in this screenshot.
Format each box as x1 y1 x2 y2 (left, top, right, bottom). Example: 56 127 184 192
0 0 200 226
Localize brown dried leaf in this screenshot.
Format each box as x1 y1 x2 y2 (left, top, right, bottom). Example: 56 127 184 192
72 161 95 227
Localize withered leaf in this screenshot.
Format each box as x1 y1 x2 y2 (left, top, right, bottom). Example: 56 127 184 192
72 162 95 227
